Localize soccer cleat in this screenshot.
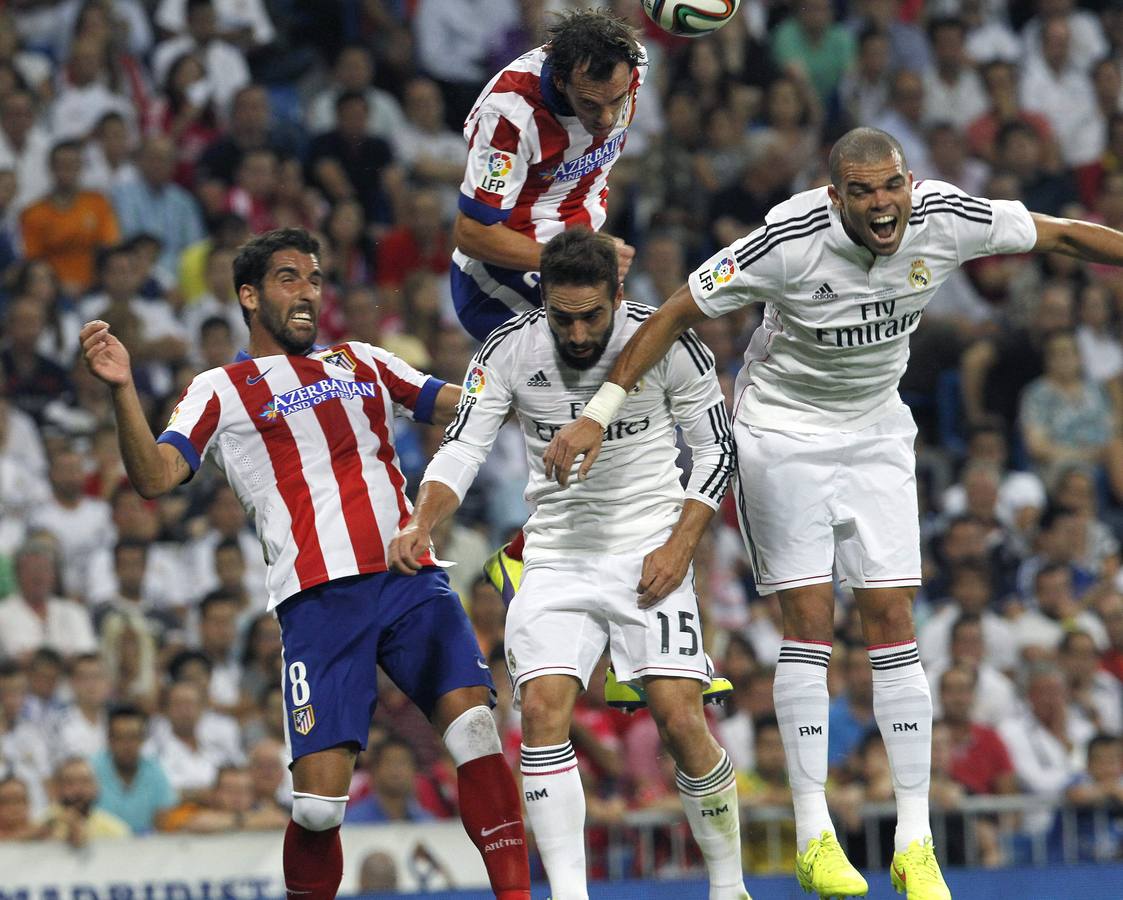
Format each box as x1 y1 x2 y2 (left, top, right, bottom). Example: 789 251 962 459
890 837 951 899
605 665 648 711
703 673 734 706
483 542 523 605
795 831 869 898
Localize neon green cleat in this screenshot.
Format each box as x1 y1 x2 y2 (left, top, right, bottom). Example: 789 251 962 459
605 665 648 711
890 837 950 899
795 831 869 898
483 542 523 605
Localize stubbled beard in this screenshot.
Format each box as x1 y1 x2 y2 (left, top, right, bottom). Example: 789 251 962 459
258 301 315 354
551 318 613 371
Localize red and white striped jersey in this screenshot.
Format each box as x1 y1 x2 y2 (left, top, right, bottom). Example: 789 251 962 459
455 44 647 241
157 342 442 609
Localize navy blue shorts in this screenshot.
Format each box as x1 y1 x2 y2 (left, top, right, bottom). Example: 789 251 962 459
275 567 494 761
450 260 541 341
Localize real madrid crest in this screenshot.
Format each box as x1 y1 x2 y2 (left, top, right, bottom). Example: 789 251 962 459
908 258 932 290
507 648 517 673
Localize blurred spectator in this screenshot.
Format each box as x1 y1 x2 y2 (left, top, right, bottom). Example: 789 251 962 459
919 560 1016 671
358 850 399 893
928 614 1019 728
375 188 449 288
1062 732 1123 859
195 85 297 188
873 70 934 177
413 0 519 130
0 775 47 841
306 43 405 147
49 34 135 143
90 704 176 833
626 230 687 310
1074 282 1123 387
246 735 291 811
938 664 1018 796
151 0 250 114
195 592 241 712
0 536 96 662
771 0 855 108
223 146 279 235
30 446 113 596
739 715 795 873
165 764 286 833
840 25 892 128
150 52 223 188
24 647 66 728
828 644 876 771
146 679 242 800
1022 0 1109 75
0 11 51 101
0 660 52 810
922 17 987 130
195 315 235 369
40 756 130 845
994 121 1078 216
1018 14 1101 169
1058 630 1123 737
51 653 111 764
346 735 435 824
181 484 266 601
846 0 931 74
967 60 1057 166
113 136 205 274
1 295 75 425
306 90 401 228
926 122 988 197
20 140 120 296
181 245 247 354
154 0 274 52
0 88 52 218
177 212 248 303
393 77 466 212
6 258 82 371
1102 591 1123 683
238 613 282 712
322 198 373 287
1011 559 1107 657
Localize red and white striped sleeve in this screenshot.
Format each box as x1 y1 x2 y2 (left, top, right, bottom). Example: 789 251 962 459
458 112 532 226
366 345 446 423
156 371 223 474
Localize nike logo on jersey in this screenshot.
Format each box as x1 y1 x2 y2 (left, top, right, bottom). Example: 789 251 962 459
811 282 838 301
480 821 519 837
526 370 551 387
247 369 272 385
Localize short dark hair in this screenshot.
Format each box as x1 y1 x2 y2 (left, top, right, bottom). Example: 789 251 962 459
113 537 149 565
108 703 148 729
829 127 908 188
927 15 965 43
28 647 64 670
168 649 213 681
335 88 368 113
545 8 641 84
950 612 983 642
200 591 239 618
539 228 618 301
1088 732 1121 759
232 228 320 326
49 138 83 164
199 315 232 340
371 734 415 767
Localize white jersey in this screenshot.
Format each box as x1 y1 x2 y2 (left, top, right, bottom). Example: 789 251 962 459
157 342 442 609
688 179 1038 433
423 303 735 560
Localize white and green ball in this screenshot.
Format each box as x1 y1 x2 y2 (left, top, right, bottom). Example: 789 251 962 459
640 0 741 37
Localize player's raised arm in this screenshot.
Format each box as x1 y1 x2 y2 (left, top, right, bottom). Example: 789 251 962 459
542 284 708 485
80 320 190 498
1030 212 1123 264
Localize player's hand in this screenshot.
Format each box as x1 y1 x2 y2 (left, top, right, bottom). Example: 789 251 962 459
543 416 604 486
80 320 133 387
610 236 636 284
388 518 431 575
636 541 691 609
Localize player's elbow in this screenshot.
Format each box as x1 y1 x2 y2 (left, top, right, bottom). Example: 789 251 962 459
453 213 486 257
132 477 168 500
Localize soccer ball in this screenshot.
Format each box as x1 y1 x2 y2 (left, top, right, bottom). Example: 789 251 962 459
640 0 741 38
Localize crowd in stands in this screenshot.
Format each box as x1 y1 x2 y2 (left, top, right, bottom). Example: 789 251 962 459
1 0 1123 881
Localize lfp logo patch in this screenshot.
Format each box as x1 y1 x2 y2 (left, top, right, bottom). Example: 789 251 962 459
712 257 737 285
465 366 486 395
487 151 512 179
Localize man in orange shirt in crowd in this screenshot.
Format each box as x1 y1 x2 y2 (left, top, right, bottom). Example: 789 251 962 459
20 140 119 295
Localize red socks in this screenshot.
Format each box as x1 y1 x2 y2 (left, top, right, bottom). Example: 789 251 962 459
283 820 343 899
506 530 525 561
457 753 531 900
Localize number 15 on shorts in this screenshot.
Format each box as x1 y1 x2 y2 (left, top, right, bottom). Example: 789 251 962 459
657 611 699 655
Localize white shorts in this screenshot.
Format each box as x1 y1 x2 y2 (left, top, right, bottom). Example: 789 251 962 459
504 545 711 697
734 404 921 594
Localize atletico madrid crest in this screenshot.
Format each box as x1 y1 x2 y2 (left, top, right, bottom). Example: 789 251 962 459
292 704 315 735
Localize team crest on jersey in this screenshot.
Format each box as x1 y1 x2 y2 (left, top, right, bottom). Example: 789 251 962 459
315 346 358 372
712 256 737 285
465 365 486 395
908 258 932 290
507 648 517 673
292 704 315 735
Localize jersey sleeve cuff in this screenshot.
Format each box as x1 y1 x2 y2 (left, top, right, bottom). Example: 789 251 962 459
684 489 722 511
413 377 445 424
458 192 511 225
686 274 723 319
419 471 469 503
156 431 200 475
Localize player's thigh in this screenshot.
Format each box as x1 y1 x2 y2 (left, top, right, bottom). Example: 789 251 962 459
603 552 709 685
275 578 383 765
834 406 922 590
504 560 609 699
734 420 837 592
376 567 494 721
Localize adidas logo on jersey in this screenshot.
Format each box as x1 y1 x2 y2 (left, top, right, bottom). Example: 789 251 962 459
526 370 552 387
811 282 838 301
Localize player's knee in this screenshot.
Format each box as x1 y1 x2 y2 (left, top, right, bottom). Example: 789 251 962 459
292 792 348 831
519 687 570 744
652 703 707 757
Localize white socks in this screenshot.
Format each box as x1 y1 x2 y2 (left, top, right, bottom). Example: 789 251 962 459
677 750 749 900
520 741 587 900
869 640 933 852
774 639 834 852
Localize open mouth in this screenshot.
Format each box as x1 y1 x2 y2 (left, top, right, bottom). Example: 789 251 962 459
288 309 314 328
870 214 897 242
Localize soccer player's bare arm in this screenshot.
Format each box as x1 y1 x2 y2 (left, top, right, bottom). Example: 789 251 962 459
430 383 464 428
388 480 462 575
542 285 709 485
81 320 190 498
637 498 716 608
453 212 543 272
1031 211 1123 264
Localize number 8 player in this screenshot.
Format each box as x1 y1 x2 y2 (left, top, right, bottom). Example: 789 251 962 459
81 229 530 900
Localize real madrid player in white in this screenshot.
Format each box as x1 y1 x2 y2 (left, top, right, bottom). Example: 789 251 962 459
390 229 750 900
543 127 1123 899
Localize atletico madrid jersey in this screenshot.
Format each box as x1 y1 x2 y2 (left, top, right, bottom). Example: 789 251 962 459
157 343 443 609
